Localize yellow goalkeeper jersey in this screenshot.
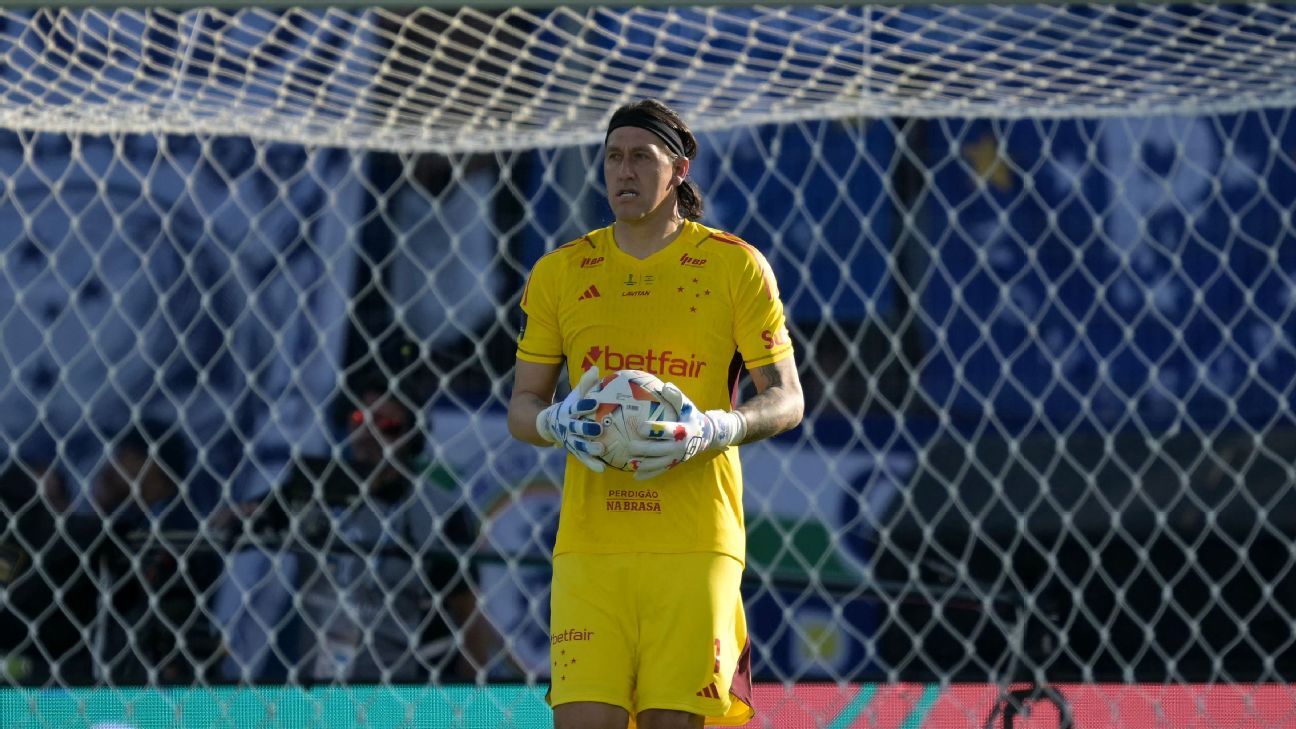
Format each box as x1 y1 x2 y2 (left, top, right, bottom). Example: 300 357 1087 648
516 221 794 562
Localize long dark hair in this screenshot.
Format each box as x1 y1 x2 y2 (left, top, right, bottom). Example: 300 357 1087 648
610 99 704 221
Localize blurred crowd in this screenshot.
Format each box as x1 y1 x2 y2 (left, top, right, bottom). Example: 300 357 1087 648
0 358 516 686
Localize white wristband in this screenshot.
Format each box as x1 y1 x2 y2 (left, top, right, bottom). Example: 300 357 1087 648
535 406 558 445
706 409 748 448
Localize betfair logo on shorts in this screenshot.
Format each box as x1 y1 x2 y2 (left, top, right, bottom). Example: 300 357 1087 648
551 628 595 645
580 346 706 378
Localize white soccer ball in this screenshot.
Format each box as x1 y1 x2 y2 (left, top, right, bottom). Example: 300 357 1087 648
583 369 679 472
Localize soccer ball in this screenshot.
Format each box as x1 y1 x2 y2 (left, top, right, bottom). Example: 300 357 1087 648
583 370 679 472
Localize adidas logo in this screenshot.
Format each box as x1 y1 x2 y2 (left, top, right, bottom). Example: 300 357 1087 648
695 682 720 700
577 285 601 301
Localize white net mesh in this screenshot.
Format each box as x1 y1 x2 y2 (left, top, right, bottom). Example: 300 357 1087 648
1 3 1296 728
4 4 1296 150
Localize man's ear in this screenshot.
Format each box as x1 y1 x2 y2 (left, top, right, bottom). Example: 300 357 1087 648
674 156 690 187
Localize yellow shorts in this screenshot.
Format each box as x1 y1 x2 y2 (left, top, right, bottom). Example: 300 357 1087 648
548 551 754 726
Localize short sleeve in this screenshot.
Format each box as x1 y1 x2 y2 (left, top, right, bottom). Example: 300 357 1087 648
516 254 565 365
732 245 794 369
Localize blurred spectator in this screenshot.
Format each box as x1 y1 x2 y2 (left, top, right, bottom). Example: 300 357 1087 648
94 419 219 683
93 419 197 531
0 451 99 684
210 518 299 682
289 372 504 682
214 364 515 683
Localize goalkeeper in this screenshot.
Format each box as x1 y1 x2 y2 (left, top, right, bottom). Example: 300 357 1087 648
508 99 803 729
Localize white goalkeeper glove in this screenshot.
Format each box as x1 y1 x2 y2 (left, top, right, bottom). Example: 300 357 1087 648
536 366 605 473
629 383 747 481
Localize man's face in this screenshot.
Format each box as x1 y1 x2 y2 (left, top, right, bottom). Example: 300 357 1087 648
348 393 412 467
96 447 141 510
36 465 68 512
604 126 685 223
98 446 173 509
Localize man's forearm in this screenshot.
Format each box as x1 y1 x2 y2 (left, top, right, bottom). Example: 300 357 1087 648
508 392 553 446
451 591 520 678
733 362 805 444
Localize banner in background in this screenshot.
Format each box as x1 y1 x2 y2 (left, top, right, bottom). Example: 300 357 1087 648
5 683 1294 728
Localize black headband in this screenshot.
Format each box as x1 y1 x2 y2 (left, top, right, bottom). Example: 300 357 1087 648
605 109 687 158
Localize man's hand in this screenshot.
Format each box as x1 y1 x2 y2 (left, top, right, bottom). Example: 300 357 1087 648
629 383 746 480
536 366 605 473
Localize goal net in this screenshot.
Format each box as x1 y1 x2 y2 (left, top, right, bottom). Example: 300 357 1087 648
1 3 1295 727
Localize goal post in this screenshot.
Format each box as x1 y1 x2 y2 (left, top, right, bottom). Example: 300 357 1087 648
0 3 1295 727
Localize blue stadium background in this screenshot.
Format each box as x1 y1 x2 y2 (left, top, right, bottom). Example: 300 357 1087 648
1 5 1295 689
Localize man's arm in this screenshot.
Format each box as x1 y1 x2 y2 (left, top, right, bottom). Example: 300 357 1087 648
507 360 563 446
448 588 525 679
628 355 804 480
735 355 805 444
509 360 606 471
